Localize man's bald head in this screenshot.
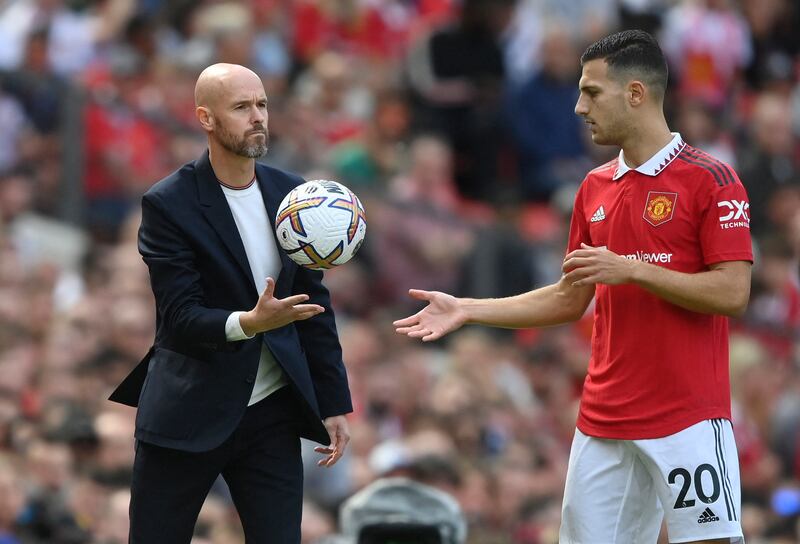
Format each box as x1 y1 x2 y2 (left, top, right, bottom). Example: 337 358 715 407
194 63 263 108
194 63 270 159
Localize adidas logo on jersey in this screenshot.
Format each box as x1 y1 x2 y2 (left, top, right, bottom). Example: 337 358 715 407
697 507 719 524
590 205 606 223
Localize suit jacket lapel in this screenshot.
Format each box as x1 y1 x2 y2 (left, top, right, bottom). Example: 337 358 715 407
256 164 296 292
195 151 258 296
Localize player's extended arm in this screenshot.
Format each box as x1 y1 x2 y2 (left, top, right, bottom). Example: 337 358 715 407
562 244 751 317
393 278 595 342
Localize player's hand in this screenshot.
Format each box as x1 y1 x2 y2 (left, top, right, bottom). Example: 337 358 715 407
315 415 350 467
240 277 324 335
562 244 636 286
393 289 467 342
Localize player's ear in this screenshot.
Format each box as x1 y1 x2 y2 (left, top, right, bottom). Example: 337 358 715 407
628 80 645 107
196 106 213 132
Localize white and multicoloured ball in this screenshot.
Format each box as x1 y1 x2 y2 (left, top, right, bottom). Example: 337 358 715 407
275 180 367 270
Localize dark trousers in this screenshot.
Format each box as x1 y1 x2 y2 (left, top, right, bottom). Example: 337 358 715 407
129 386 303 543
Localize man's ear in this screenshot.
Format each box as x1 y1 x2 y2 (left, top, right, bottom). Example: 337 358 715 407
628 80 646 107
196 106 213 132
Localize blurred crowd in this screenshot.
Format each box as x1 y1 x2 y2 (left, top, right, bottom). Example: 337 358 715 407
0 0 799 542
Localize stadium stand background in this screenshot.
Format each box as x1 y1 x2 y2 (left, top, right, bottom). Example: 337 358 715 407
0 0 799 542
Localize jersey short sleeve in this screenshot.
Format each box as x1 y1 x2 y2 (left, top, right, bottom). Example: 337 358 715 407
567 180 591 255
699 171 753 266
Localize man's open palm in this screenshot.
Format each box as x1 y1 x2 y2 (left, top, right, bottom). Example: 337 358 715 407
240 277 324 336
393 289 467 342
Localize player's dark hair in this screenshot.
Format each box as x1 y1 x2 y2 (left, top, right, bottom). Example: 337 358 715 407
581 30 668 99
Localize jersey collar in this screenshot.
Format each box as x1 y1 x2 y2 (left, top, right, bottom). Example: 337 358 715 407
612 132 686 180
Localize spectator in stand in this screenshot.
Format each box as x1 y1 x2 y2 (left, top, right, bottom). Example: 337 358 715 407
371 135 479 306
0 27 66 135
16 440 89 543
82 51 172 240
290 0 450 64
738 92 800 237
618 0 669 36
0 0 136 75
249 1 291 91
676 99 737 167
504 0 619 85
264 95 328 175
661 0 752 109
297 52 369 146
406 0 515 200
388 134 490 221
329 88 413 187
0 169 88 285
745 235 800 359
505 27 591 202
741 0 800 91
727 336 783 503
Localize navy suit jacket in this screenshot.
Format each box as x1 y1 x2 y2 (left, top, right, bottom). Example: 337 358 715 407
109 151 352 452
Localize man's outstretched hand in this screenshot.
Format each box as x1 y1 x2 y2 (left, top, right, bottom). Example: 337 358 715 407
393 289 467 342
239 277 324 336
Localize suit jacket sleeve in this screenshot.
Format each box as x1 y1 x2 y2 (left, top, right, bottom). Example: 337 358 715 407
292 267 353 418
139 192 231 349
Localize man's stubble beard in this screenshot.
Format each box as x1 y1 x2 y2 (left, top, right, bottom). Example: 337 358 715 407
592 117 627 147
217 121 269 159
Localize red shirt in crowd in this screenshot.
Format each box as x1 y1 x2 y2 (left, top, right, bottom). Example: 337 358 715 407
567 133 753 439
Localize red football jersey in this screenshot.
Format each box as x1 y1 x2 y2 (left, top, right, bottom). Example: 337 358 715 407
567 134 753 439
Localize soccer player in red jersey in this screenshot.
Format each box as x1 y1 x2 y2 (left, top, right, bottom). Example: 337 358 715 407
394 30 751 544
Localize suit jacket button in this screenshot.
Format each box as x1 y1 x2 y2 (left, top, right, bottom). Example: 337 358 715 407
245 375 255 383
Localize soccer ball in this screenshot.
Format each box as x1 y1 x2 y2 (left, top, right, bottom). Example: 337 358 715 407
275 180 367 270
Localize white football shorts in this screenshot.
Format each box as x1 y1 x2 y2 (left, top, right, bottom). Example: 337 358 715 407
559 419 744 543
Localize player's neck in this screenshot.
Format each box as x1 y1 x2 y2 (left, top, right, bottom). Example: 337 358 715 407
208 145 256 188
619 119 673 170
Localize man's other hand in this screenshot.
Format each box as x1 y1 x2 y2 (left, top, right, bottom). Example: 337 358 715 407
315 416 350 467
562 244 636 287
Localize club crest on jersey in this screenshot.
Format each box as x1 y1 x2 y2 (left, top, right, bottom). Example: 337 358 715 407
643 191 678 227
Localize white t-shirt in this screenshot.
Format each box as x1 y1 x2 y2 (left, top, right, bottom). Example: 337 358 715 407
220 178 288 406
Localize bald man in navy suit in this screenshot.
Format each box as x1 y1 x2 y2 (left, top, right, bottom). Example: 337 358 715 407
109 64 352 544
